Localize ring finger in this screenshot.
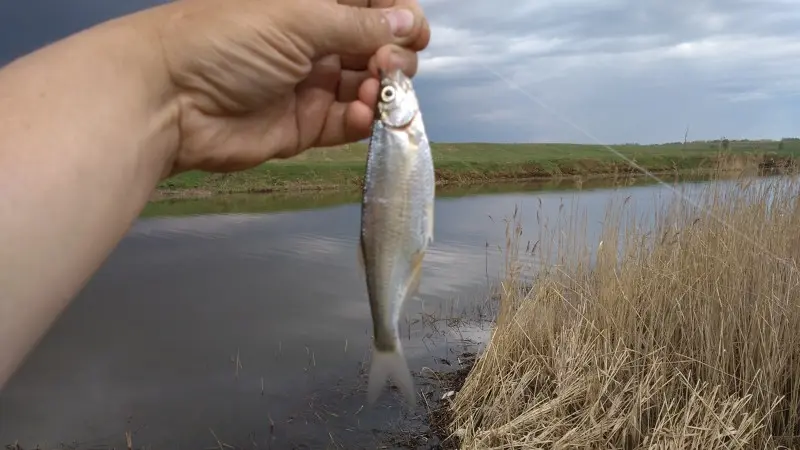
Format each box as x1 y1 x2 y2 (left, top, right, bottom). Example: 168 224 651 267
337 46 419 102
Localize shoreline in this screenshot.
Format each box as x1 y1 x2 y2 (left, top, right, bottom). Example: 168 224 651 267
150 165 788 202
150 139 800 201
423 354 476 449
151 171 665 201
12 167 800 449
439 175 800 448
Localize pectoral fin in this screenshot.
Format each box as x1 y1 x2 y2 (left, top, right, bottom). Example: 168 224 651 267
425 201 435 245
404 250 425 302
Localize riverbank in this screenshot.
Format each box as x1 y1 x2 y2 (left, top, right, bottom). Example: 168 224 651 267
143 172 743 218
153 139 800 200
439 175 800 448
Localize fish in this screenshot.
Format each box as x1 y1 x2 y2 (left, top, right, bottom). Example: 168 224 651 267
358 68 435 406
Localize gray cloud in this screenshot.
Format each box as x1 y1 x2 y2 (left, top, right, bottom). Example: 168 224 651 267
416 0 800 143
2 0 798 144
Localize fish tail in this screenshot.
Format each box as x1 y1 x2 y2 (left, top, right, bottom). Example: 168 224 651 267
367 344 416 407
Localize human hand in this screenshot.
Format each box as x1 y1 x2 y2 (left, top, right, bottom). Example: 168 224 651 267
147 0 430 174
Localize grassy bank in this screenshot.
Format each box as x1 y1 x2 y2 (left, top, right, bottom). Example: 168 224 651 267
154 139 800 198
142 172 743 218
443 174 800 448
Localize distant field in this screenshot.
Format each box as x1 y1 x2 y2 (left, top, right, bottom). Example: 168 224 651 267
155 139 800 198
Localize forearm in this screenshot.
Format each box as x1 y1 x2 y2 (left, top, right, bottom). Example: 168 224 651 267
0 13 178 388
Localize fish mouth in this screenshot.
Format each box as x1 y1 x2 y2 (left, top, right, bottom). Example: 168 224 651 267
378 67 403 82
381 110 418 131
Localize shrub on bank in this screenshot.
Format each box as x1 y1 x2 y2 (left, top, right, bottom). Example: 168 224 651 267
450 176 800 449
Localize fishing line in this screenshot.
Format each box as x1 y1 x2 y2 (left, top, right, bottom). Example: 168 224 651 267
476 61 795 265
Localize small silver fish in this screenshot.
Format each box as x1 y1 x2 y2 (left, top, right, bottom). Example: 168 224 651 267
359 68 435 406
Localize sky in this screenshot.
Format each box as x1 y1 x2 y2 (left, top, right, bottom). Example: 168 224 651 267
1 0 798 144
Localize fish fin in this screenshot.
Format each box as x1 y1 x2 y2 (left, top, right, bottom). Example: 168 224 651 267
425 201 435 244
406 250 425 301
367 345 416 407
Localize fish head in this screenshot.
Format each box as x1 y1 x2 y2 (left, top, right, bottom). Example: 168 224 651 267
376 68 418 129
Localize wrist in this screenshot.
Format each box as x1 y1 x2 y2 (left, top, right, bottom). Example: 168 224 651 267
101 12 182 180
61 9 183 182
0 10 183 184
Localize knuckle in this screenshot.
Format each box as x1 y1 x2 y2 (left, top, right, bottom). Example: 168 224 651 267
342 6 374 37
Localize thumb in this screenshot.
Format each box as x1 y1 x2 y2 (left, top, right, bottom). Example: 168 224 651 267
302 5 421 58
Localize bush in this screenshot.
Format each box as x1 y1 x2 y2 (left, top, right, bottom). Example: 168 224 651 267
450 175 800 449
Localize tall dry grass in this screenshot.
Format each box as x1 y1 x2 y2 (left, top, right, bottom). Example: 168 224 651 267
450 175 800 449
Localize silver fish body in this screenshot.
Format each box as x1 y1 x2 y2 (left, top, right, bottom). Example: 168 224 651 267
359 68 435 406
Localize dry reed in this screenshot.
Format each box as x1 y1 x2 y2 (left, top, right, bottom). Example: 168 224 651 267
449 175 800 449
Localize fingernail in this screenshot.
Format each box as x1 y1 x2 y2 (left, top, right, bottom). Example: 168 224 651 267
384 8 415 37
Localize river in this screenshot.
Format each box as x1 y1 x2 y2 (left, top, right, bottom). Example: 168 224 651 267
0 174 763 449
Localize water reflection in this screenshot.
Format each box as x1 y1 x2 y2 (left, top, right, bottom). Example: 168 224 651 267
140 174 696 218
0 174 774 449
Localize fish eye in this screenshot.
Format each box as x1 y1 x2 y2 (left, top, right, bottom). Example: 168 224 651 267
380 86 396 103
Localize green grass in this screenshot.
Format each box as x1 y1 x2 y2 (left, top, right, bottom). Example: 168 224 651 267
143 171 752 218
154 139 800 198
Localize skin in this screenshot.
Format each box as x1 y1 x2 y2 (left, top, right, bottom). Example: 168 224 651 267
0 0 431 391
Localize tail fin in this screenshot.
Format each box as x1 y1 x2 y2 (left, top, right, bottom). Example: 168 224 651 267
367 345 416 407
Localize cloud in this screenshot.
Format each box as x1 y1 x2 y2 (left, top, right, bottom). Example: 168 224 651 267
1 0 798 144
415 0 800 144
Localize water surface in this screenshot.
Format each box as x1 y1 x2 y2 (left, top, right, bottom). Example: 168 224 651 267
0 175 761 449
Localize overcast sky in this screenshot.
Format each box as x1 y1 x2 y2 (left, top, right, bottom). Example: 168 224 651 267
1 0 798 144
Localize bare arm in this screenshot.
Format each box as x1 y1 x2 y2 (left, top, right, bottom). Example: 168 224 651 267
0 0 429 391
0 13 178 388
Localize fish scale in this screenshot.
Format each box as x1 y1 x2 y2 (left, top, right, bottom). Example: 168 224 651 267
358 68 435 407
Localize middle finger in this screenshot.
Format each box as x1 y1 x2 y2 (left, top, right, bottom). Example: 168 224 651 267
340 40 419 73
337 45 419 102
340 54 370 72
